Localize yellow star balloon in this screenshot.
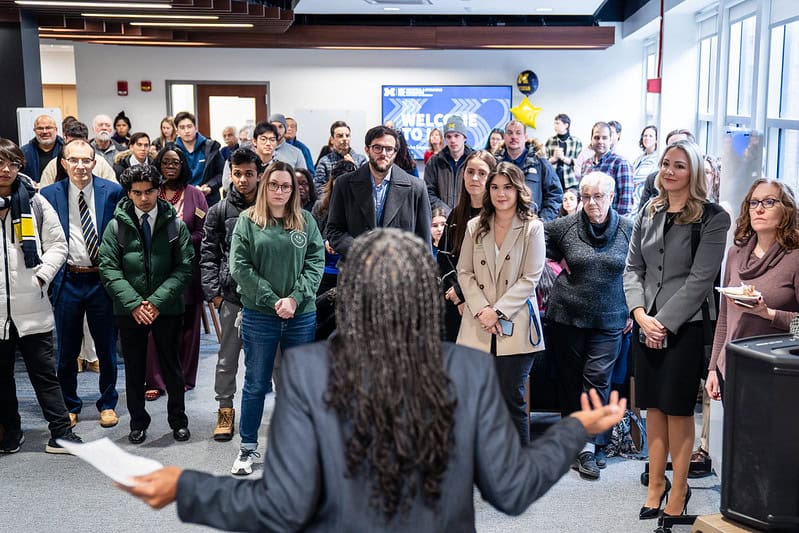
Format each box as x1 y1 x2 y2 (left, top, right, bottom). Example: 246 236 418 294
510 97 543 129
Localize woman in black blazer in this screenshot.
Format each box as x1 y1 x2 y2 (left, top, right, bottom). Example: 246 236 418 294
119 229 625 531
624 140 730 520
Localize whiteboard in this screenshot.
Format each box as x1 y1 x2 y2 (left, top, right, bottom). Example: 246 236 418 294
16 107 63 146
292 108 368 164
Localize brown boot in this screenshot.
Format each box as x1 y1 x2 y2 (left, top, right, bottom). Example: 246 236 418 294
213 408 235 442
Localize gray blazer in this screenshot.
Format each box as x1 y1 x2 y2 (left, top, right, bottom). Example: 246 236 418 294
325 164 432 259
624 203 730 333
176 342 587 532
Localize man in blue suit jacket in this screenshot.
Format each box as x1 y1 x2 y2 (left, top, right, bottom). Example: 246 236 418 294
40 139 124 429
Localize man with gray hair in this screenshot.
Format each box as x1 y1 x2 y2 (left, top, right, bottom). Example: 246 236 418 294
90 114 124 167
21 114 64 183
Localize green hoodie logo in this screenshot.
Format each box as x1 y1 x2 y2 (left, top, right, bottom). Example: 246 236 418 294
290 230 307 249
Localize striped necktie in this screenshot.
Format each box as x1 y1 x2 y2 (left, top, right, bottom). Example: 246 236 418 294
79 191 99 265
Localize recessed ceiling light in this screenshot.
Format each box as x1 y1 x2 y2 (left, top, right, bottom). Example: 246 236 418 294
87 40 210 46
17 1 171 7
130 22 253 28
383 7 400 11
535 7 553 12
82 13 218 20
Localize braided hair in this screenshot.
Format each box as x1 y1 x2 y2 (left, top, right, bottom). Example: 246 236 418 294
325 229 456 520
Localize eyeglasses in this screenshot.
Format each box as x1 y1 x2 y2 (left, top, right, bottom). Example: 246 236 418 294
66 158 94 166
369 144 397 155
0 159 22 171
257 136 278 144
580 193 607 204
748 198 780 210
267 182 293 193
161 160 182 168
34 126 56 132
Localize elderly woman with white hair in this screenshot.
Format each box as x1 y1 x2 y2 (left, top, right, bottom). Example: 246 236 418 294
543 171 634 480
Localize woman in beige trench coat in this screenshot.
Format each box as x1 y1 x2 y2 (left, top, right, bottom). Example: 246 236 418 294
457 162 546 445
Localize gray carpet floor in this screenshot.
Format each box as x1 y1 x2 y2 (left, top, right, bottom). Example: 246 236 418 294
1 330 721 532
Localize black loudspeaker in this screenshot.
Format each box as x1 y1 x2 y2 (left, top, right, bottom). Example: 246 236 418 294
723 334 799 531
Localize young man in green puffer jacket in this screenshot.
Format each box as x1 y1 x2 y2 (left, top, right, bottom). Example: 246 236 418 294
98 164 194 446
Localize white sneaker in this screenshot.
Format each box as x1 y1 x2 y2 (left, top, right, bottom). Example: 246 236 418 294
231 447 260 476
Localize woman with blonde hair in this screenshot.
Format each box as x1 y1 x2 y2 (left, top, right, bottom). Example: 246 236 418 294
624 140 730 519
424 128 443 163
152 116 177 154
228 160 324 476
457 162 546 445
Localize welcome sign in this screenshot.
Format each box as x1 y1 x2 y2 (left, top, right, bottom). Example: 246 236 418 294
382 85 512 160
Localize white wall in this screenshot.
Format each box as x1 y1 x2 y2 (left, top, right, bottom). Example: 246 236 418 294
62 26 650 159
40 43 75 84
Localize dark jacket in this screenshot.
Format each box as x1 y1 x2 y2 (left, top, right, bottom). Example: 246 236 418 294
200 185 254 304
21 136 64 183
325 164 432 259
98 197 194 316
497 147 563 222
176 134 225 207
424 145 473 214
112 152 153 180
39 176 124 305
175 341 588 532
544 210 633 330
638 171 658 213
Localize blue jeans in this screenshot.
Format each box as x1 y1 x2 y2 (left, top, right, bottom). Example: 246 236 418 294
239 308 316 447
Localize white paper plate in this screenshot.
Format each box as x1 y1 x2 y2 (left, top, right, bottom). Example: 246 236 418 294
716 287 761 301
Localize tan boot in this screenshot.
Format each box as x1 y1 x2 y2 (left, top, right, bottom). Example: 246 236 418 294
99 409 119 428
86 360 100 373
213 408 235 442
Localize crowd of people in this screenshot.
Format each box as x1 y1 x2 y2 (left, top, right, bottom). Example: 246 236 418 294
1 107 798 529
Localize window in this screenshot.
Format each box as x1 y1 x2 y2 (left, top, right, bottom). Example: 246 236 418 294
726 15 757 120
697 35 718 153
765 18 799 190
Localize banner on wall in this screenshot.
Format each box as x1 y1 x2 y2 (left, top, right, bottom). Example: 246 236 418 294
381 85 512 160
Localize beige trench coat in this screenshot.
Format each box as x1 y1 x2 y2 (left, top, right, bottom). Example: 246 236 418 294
456 215 546 355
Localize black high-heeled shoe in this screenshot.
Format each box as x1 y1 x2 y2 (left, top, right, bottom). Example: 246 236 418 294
639 477 672 520
663 485 691 517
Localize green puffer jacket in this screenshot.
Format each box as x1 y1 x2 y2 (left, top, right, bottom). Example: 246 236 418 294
99 196 194 316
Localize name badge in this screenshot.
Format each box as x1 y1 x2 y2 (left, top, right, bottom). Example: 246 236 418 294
195 207 206 219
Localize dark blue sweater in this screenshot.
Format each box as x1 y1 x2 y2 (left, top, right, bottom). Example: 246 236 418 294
544 210 632 329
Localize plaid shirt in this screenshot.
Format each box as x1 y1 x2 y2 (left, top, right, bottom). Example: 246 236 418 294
544 135 583 190
581 151 634 216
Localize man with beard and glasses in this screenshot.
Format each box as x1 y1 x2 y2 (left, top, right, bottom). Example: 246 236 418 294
325 125 431 259
21 114 64 184
90 114 124 168
268 114 306 171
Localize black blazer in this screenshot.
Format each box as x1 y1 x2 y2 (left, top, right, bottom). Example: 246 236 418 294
324 164 432 259
176 342 588 532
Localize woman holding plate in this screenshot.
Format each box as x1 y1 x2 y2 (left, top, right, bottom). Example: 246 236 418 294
707 178 799 400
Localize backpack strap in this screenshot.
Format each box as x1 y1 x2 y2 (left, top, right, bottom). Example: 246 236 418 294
691 204 717 347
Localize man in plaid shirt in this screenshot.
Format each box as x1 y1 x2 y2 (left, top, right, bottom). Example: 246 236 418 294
581 122 634 216
545 113 582 190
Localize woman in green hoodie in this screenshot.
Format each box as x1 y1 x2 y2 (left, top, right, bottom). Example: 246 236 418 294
229 160 324 476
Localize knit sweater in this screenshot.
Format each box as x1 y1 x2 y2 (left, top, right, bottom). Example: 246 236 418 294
709 239 799 377
229 210 324 318
544 210 633 329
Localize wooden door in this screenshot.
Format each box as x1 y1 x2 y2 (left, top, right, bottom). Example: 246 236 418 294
196 84 267 141
42 84 78 120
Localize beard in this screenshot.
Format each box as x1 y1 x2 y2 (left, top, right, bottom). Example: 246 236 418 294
37 136 56 147
96 131 111 142
368 154 393 173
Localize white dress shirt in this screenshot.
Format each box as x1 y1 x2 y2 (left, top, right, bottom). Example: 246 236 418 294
67 180 97 267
